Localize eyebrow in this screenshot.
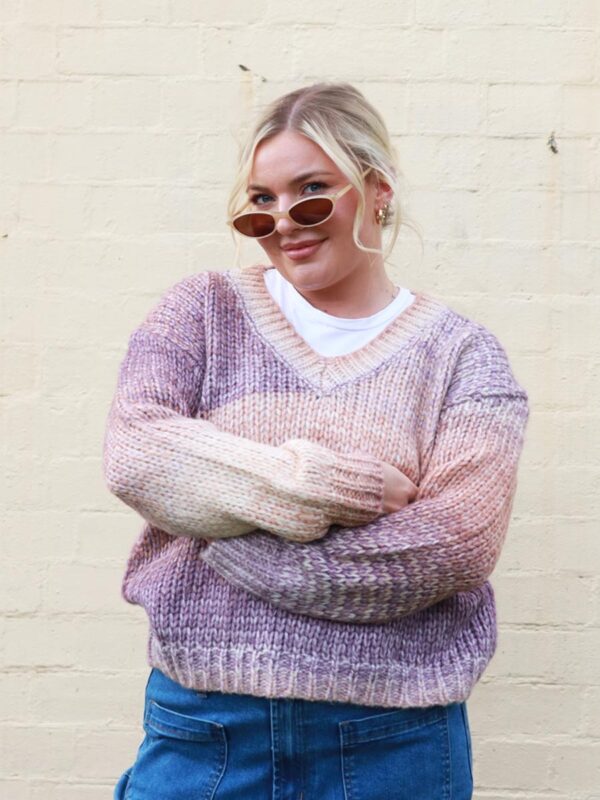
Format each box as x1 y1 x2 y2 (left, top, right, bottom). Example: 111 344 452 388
247 170 337 193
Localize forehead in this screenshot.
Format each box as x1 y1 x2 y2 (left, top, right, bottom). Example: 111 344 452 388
250 130 340 186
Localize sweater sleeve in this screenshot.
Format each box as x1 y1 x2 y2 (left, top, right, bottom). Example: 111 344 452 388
102 273 384 543
201 330 530 623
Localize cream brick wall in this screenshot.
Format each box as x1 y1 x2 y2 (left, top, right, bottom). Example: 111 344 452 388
1 1 599 798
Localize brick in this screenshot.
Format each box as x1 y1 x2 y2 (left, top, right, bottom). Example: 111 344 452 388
0 81 17 126
0 185 19 238
293 27 446 81
58 27 201 76
161 79 247 133
11 237 187 294
32 784 116 800
17 80 90 129
563 86 600 135
202 27 296 80
557 138 599 191
74 511 139 563
0 27 56 79
470 682 586 737
433 137 483 189
0 725 77 778
40 345 113 397
41 456 114 511
42 563 125 614
482 189 561 244
488 83 562 136
488 0 567 25
0 782 119 800
515 355 589 409
429 241 599 297
447 29 595 83
1 616 147 671
563 0 600 26
0 345 39 394
189 233 234 270
91 78 162 128
475 740 553 792
0 781 30 800
0 560 44 613
73 727 146 781
550 743 600 795
171 0 269 24
0 673 33 722
494 573 597 626
551 297 600 356
100 0 167 23
415 0 492 25
408 83 484 134
1 509 78 561
554 413 600 465
406 188 484 242
28 671 145 725
20 0 99 25
261 0 339 25
478 137 560 191
488 628 600 685
0 132 51 180
517 463 600 519
49 131 198 183
361 83 409 136
501 517 600 575
561 191 600 242
88 185 224 236
1 0 20 21
18 184 89 236
479 297 552 355
340 1 414 26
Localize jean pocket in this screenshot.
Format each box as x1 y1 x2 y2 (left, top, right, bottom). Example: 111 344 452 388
339 706 451 800
124 700 227 800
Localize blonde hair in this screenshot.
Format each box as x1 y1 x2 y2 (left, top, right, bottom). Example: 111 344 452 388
227 82 414 268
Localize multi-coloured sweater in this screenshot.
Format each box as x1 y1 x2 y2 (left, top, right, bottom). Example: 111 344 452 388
102 262 530 709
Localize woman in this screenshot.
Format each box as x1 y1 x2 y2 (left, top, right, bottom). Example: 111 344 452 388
104 82 529 800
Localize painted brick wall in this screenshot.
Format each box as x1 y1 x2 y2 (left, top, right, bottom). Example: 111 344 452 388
1 1 599 798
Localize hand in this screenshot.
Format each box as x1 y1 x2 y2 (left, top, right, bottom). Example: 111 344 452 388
380 461 418 514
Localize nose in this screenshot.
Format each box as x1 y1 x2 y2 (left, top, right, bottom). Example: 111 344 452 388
274 201 300 236
275 217 297 236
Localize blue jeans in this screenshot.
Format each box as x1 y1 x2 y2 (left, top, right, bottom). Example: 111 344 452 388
114 666 474 799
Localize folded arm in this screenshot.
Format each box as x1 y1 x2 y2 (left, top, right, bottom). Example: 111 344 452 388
202 336 530 623
102 274 384 543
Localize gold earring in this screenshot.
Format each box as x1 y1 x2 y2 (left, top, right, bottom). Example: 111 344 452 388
376 203 390 225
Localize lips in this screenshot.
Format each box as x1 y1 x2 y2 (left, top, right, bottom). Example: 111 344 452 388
281 239 325 260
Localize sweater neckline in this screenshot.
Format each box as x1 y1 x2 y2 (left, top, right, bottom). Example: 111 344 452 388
229 263 447 392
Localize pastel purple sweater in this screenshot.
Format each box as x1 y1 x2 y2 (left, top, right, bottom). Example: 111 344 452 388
103 263 530 709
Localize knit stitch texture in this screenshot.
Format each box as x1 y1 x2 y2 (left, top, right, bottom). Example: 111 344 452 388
103 263 530 708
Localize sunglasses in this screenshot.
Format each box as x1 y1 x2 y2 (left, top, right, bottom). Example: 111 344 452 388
228 167 372 239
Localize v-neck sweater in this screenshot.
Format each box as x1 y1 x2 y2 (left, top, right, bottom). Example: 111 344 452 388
103 262 530 709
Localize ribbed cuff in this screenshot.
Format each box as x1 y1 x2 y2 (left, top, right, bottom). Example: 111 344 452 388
326 449 385 527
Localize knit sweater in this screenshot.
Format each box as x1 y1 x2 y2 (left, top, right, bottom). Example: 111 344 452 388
102 262 530 709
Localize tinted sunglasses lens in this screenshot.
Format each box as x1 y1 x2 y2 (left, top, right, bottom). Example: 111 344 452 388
290 197 334 226
233 213 275 238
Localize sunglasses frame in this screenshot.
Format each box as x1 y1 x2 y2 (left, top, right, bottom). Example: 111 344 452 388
228 167 372 240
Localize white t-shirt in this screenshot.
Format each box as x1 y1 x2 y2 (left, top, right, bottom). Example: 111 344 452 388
263 266 416 357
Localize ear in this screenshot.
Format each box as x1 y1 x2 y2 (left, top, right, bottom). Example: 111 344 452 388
374 176 394 206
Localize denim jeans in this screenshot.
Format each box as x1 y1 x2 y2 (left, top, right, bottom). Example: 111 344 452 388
114 666 474 800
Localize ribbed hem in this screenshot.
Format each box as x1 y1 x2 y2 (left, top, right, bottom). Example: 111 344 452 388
147 628 496 710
